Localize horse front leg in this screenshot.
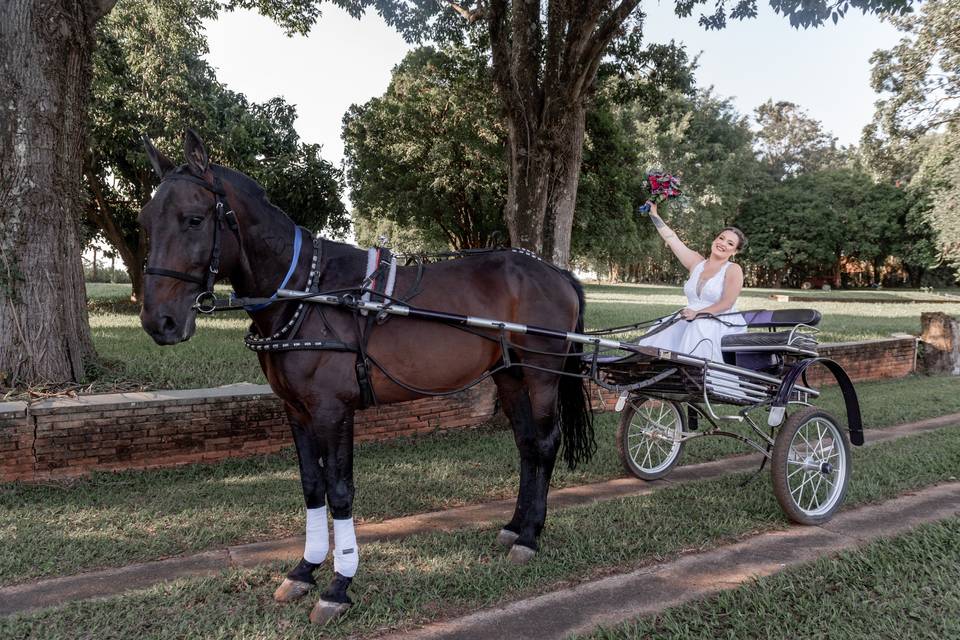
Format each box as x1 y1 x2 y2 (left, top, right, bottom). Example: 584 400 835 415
310 407 359 625
274 411 328 603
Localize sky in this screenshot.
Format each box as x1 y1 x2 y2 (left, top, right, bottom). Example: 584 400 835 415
203 2 905 168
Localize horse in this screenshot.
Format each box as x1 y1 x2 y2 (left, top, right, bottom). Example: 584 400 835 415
138 130 594 624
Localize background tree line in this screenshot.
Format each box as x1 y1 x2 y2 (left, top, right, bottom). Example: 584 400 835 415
343 7 958 289
84 0 960 296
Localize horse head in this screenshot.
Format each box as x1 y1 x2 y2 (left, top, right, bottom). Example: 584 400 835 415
138 130 242 345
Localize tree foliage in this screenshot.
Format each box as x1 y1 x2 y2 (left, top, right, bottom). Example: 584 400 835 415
735 168 909 286
86 0 347 300
575 88 758 282
860 0 960 280
331 0 916 265
908 129 960 274
753 100 846 181
343 46 507 250
866 0 960 139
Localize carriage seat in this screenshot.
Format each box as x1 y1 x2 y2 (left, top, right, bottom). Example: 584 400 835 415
736 308 821 329
720 309 821 364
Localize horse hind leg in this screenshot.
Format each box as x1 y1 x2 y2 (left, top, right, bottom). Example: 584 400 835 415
493 369 561 564
275 416 328 603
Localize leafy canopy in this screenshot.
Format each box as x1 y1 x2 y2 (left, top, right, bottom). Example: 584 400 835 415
87 0 348 282
343 45 508 250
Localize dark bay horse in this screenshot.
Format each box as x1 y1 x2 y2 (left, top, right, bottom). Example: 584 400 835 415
138 131 594 624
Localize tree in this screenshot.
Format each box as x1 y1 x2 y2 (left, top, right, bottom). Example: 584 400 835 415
735 168 908 287
343 46 508 250
866 0 960 140
863 0 960 279
363 0 914 267
0 0 323 388
908 129 960 276
87 1 347 302
754 100 845 181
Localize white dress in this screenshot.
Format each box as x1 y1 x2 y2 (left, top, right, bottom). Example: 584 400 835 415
637 260 745 362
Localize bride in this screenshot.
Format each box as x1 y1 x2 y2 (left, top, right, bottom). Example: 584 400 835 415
637 202 747 362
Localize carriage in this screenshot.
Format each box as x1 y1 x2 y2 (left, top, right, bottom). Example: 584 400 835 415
594 308 860 525
262 288 862 527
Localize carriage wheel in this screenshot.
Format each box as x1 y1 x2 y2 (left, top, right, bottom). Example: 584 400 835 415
617 397 686 481
771 406 851 525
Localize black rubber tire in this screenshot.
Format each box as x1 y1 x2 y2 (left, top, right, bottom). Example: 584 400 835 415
771 406 851 525
617 397 686 481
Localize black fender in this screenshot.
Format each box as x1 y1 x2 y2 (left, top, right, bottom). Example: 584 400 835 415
771 358 864 446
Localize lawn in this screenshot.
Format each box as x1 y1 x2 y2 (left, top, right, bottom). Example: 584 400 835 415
3 374 959 586
2 426 958 639
85 282 960 391
582 516 960 640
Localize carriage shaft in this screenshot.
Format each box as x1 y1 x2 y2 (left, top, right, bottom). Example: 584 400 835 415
277 288 631 351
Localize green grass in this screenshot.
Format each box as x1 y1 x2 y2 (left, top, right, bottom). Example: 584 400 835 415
2 426 958 639
2 374 959 587
581 517 960 640
85 282 960 390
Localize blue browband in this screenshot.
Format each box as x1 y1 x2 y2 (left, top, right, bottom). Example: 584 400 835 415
240 225 304 312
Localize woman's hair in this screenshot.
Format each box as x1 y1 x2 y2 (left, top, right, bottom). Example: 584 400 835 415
721 227 748 251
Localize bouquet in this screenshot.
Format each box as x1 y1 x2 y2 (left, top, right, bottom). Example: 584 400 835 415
637 170 681 213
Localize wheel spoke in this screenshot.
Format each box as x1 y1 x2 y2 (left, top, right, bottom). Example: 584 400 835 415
808 474 824 511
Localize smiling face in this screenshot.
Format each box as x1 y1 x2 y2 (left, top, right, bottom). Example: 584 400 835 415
710 229 741 260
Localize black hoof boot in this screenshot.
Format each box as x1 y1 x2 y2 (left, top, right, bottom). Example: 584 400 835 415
310 572 353 625
274 558 319 603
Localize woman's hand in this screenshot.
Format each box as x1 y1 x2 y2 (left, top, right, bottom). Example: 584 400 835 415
647 201 658 216
680 307 699 321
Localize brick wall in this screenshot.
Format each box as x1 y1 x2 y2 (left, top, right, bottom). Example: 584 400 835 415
0 337 915 482
1 381 498 482
811 337 917 384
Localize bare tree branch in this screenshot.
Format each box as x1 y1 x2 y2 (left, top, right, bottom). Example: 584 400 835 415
440 0 486 23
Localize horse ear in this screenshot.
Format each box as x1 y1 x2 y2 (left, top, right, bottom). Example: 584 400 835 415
142 134 174 179
183 129 210 176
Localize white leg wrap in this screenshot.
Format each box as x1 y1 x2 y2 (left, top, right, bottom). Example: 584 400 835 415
332 517 359 578
303 506 329 565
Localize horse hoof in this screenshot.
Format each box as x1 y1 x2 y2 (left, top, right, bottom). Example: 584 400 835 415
309 599 351 625
496 528 520 548
507 544 536 565
273 578 314 603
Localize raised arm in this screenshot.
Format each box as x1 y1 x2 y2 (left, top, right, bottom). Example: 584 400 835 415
646 202 703 271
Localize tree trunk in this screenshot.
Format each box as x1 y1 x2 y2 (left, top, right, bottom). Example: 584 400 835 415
543 105 586 267
85 169 146 301
0 0 115 388
487 0 638 268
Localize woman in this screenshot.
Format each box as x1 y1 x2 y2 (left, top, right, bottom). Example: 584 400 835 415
637 202 747 362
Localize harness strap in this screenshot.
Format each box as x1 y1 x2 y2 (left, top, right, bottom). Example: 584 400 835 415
144 171 237 293
143 267 205 286
242 226 304 312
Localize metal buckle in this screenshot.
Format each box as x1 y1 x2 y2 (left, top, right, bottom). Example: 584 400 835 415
194 291 217 314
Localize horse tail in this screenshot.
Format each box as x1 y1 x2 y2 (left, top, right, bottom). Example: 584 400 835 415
557 271 596 470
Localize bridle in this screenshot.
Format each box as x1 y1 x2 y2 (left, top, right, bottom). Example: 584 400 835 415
144 169 305 314
144 171 240 307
